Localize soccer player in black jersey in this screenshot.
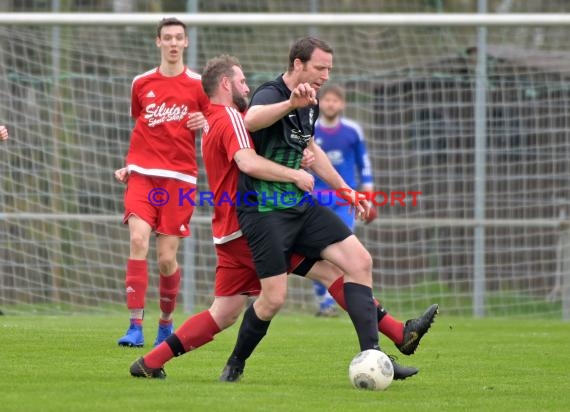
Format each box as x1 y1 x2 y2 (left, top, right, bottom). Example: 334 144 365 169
220 37 437 382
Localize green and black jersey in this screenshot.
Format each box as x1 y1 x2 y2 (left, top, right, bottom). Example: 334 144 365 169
238 75 319 213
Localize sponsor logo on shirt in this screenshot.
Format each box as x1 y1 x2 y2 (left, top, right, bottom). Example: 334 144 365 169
144 102 189 127
290 128 312 146
326 149 344 165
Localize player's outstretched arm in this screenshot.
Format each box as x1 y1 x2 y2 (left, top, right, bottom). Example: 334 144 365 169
234 148 314 192
245 101 294 132
245 83 317 132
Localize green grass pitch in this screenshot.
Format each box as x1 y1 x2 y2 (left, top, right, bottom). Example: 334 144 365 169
1 312 568 412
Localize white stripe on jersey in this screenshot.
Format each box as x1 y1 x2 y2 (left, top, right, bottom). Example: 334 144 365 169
126 164 197 184
130 68 158 117
185 68 202 80
213 229 243 245
132 67 158 83
225 107 250 149
341 118 366 141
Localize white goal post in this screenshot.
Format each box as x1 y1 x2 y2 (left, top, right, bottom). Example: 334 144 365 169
0 12 569 320
1 13 570 26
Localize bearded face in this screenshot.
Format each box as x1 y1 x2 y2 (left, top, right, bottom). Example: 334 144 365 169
231 82 249 113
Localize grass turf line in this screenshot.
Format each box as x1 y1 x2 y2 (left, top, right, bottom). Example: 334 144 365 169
0 313 567 412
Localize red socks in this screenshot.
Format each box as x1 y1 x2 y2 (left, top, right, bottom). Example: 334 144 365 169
378 313 404 344
144 310 221 368
125 259 148 310
159 268 181 316
328 277 346 309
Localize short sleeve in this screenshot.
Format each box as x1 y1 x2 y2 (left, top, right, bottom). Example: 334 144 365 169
250 84 283 107
130 78 141 119
222 107 254 162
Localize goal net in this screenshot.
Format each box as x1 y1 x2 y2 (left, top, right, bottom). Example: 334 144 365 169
0 12 568 318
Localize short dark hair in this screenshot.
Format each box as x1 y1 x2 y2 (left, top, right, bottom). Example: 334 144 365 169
287 37 333 72
156 17 187 38
202 54 242 98
319 83 345 101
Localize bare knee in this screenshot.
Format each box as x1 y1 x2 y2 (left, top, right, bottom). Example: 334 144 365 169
255 290 286 319
129 231 149 257
157 255 177 276
209 297 247 330
266 292 287 313
357 249 373 274
345 248 373 285
218 311 241 329
306 260 344 288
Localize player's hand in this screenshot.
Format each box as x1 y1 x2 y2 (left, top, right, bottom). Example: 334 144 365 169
344 188 370 221
300 148 315 169
187 112 206 131
114 167 129 184
293 169 315 192
0 125 8 141
290 82 317 109
364 203 378 225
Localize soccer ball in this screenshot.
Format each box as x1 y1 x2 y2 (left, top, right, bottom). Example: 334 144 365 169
348 349 394 391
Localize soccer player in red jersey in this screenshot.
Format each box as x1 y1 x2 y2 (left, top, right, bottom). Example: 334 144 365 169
116 17 209 348
127 55 434 380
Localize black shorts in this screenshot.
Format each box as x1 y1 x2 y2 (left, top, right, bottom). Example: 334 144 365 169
238 204 353 278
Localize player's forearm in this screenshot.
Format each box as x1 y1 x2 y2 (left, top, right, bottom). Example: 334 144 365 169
244 158 300 183
235 149 299 183
244 101 294 132
309 141 349 190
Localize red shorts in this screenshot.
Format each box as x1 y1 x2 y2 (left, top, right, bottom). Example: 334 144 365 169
123 172 196 237
214 236 311 297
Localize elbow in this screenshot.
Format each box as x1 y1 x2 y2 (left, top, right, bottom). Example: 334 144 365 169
244 117 260 133
238 160 256 176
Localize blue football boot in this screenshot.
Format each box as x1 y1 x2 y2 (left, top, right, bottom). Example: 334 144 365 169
117 323 144 347
153 322 174 347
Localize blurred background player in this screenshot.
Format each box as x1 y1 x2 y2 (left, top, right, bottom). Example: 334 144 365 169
0 125 8 140
116 17 208 348
311 83 376 317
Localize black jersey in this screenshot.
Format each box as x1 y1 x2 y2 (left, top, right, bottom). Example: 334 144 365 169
237 75 318 212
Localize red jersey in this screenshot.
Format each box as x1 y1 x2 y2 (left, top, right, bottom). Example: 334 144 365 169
126 67 209 183
202 104 253 244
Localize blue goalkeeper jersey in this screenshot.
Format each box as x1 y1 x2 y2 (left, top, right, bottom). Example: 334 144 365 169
313 118 373 191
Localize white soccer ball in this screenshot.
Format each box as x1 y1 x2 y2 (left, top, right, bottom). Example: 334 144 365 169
348 349 394 391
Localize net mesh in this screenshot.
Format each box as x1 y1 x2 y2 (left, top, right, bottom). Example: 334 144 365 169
0 9 568 317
